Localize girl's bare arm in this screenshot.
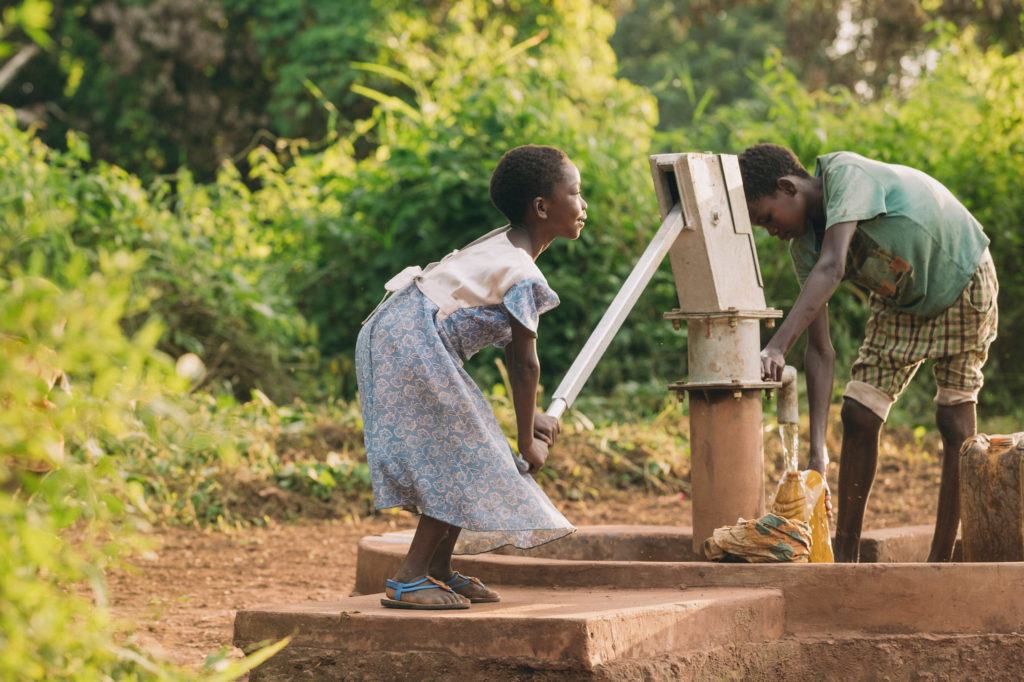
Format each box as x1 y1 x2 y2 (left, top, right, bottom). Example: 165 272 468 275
505 319 547 471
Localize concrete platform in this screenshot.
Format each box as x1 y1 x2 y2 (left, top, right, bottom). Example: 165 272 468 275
235 586 783 678
355 525 1024 635
495 524 939 563
236 526 1024 678
364 524 935 567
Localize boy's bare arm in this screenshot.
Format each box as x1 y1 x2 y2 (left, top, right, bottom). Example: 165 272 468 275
761 220 857 381
805 305 835 473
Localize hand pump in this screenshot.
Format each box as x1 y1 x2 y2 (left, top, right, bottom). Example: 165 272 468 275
545 153 783 556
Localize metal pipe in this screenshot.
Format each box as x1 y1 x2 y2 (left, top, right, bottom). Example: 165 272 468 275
545 204 686 419
778 365 799 425
689 390 766 555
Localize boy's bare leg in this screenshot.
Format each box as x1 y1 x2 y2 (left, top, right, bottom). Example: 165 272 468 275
429 527 500 601
389 514 467 605
929 402 976 562
834 398 884 562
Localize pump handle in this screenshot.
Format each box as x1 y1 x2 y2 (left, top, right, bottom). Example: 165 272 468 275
545 204 685 418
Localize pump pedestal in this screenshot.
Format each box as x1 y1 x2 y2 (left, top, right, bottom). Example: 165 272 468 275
665 307 782 554
650 151 785 555
687 389 766 555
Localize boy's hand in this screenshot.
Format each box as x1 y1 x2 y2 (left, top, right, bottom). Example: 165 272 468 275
522 439 549 474
761 345 786 382
533 412 561 447
820 484 834 522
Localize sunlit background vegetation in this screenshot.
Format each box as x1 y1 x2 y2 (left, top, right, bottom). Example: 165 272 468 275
2 0 1023 677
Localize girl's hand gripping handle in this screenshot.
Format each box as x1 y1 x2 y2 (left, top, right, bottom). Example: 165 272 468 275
521 439 550 474
533 411 561 447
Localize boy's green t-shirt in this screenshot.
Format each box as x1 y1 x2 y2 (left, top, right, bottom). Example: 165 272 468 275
790 152 989 317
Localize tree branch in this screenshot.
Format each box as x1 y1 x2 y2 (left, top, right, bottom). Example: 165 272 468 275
0 44 40 93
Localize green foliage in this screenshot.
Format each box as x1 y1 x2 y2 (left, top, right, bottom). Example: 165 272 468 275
488 360 690 498
0 106 292 677
613 0 1024 133
613 0 790 129
113 393 375 525
0 109 317 400
0 253 287 679
7 3 1024 412
0 0 53 56
5 0 392 178
5 0 1022 183
0 251 168 679
219 0 389 139
115 374 693 526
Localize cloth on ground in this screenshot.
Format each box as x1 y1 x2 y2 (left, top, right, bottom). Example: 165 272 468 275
703 513 812 563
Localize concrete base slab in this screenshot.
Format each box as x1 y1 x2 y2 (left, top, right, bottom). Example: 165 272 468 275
494 525 702 562
235 586 783 676
355 526 1024 636
237 526 1024 678
359 524 938 586
615 633 1024 681
856 524 959 562
238 632 1024 681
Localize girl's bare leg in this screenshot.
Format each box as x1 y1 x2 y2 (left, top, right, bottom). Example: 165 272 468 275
387 514 467 606
429 527 500 602
427 526 461 580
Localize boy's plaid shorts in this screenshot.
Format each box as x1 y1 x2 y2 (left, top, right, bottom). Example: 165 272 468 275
845 250 998 421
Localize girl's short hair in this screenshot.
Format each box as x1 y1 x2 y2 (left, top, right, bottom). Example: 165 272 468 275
738 143 810 203
489 145 570 222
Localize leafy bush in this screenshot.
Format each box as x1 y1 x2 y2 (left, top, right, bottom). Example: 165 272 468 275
0 106 289 679
0 254 296 679
0 109 317 401
16 3 1024 423
0 252 170 679
114 393 375 526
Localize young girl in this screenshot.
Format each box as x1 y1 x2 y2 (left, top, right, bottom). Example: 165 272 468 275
355 145 584 609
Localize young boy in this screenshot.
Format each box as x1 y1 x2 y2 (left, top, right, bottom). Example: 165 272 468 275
738 144 998 562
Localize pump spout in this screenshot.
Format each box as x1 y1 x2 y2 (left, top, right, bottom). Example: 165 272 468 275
778 365 799 425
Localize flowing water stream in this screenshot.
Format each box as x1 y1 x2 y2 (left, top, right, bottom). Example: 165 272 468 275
778 423 800 472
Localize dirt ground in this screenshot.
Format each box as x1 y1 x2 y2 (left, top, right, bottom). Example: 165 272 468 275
109 445 943 672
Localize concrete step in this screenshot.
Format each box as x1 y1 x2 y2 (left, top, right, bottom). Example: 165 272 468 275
355 525 949 596
234 586 783 675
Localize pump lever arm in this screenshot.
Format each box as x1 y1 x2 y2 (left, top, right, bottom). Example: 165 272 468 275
546 204 686 419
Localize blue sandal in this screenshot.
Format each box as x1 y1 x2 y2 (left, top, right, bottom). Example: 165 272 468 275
445 572 501 603
380 576 470 610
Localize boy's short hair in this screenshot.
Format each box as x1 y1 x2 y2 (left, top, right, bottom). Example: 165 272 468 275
738 143 810 203
490 145 569 222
